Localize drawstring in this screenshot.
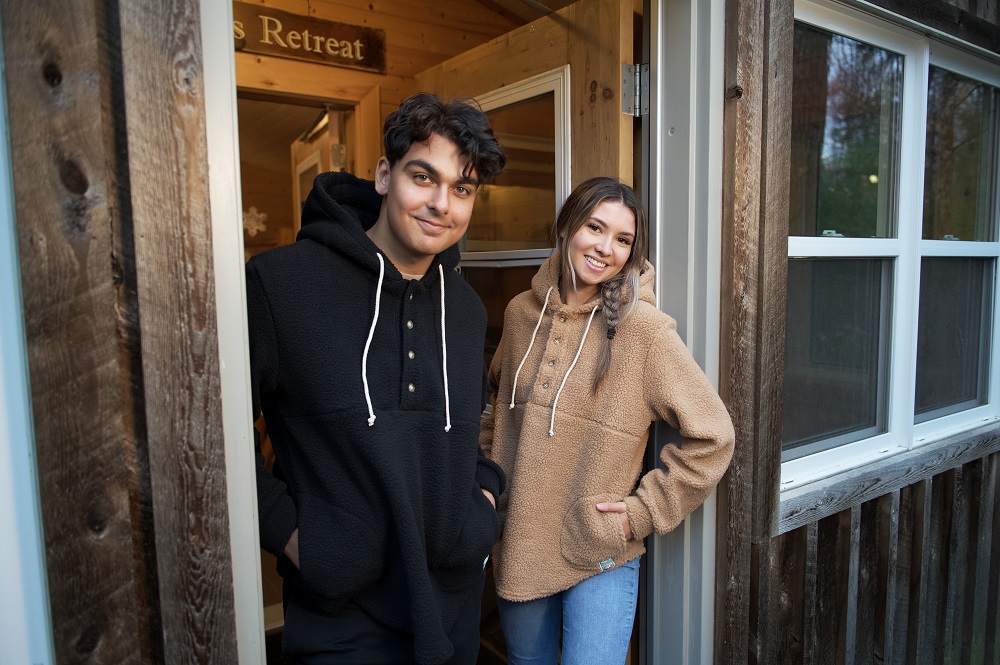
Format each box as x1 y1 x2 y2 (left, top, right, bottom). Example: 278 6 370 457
438 264 451 432
361 258 452 432
510 287 554 409
362 253 385 426
549 306 599 437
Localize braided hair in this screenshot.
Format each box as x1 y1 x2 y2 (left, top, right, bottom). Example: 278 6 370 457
553 177 649 390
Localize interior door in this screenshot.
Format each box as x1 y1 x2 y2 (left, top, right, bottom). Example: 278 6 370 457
416 1 636 662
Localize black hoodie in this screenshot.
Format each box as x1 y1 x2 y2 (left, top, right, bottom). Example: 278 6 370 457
246 171 505 664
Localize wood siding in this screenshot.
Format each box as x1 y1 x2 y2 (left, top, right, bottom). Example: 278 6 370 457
718 0 1000 664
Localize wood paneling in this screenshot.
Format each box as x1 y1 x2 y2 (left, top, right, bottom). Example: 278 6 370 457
118 0 238 662
862 0 1000 53
416 0 634 188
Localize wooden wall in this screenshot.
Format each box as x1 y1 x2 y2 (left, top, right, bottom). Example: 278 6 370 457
233 0 522 116
717 0 1000 664
1 0 237 662
751 454 1000 664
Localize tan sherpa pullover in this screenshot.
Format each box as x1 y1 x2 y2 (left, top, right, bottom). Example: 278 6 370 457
480 254 735 601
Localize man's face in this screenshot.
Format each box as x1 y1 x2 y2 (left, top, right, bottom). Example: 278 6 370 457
369 133 479 275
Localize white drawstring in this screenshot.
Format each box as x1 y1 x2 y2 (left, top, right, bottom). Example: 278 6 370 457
549 306 599 436
438 264 451 432
510 287 554 409
362 253 385 426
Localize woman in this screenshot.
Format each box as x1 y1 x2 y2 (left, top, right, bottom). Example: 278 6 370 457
480 177 735 664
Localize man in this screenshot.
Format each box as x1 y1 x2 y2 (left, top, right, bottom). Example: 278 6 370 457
246 93 507 664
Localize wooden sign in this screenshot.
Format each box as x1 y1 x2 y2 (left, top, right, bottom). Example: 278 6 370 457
233 3 385 74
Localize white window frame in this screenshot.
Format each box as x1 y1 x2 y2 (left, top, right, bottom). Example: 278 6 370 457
781 0 1000 491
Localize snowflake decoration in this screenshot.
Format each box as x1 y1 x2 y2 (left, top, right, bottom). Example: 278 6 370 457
243 205 268 237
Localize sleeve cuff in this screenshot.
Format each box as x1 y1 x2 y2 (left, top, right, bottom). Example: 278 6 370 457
259 494 298 557
624 495 654 540
476 456 506 500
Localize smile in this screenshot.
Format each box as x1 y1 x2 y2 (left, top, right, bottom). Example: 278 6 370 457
585 256 608 269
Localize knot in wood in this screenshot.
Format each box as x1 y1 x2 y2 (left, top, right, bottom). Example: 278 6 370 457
725 84 744 100
42 62 62 88
602 87 613 100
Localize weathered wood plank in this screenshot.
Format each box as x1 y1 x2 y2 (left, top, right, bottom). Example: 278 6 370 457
117 1 238 662
814 510 851 665
986 453 1000 665
779 423 1000 533
918 473 948 664
877 491 902 665
803 521 819 665
716 0 767 658
758 528 806 664
907 479 932 665
0 1 145 662
855 501 879 664
943 466 969 664
965 457 989 664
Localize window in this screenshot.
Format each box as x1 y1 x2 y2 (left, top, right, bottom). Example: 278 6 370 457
460 68 571 368
782 2 1000 485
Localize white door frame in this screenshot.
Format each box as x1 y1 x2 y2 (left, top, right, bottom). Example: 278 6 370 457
643 0 726 662
199 1 267 662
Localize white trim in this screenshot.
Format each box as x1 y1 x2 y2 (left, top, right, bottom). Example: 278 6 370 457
645 0 725 662
475 66 572 210
0 22 56 663
200 1 266 662
787 237 903 257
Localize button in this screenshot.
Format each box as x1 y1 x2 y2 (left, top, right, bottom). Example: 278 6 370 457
406 320 414 329
542 383 549 389
408 383 415 393
548 360 555 367
553 338 561 345
560 316 566 322
409 293 414 300
408 350 415 360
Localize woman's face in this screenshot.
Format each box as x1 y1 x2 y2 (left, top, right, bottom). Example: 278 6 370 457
563 200 636 304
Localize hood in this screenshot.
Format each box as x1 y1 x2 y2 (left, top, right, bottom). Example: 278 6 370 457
530 253 657 312
296 170 461 275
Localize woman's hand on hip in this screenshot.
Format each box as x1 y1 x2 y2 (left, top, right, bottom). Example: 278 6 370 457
596 501 632 540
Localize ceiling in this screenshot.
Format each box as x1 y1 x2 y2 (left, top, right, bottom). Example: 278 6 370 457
236 0 582 173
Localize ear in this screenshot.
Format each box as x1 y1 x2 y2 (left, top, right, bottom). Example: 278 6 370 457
374 157 391 195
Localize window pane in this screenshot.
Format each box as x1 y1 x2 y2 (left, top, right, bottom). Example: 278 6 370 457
783 259 890 458
789 23 903 239
914 258 993 421
461 265 539 369
465 94 556 252
923 68 999 241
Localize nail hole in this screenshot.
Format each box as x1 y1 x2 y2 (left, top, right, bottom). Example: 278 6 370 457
43 62 62 87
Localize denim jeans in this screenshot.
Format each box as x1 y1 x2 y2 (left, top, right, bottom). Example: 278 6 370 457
496 556 640 665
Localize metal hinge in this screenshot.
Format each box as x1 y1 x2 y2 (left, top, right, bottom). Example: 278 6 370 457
622 63 649 117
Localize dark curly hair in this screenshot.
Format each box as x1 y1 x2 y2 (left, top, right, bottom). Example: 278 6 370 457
382 93 506 183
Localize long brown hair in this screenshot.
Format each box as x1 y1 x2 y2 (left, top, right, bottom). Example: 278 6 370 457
553 177 649 389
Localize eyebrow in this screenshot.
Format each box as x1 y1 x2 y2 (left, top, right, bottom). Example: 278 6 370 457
404 159 479 188
590 217 635 237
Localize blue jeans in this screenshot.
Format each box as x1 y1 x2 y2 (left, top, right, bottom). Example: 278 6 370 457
496 556 640 665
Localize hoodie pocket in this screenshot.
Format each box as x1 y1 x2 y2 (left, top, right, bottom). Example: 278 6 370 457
559 493 627 572
435 486 501 588
296 493 385 606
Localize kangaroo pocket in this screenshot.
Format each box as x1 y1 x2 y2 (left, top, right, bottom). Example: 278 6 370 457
295 493 386 606
559 493 627 572
434 486 501 588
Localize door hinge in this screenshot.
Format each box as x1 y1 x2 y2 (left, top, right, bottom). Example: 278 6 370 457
622 63 649 117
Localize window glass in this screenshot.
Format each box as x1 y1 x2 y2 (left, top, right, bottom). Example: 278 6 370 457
461 265 539 369
923 68 999 241
789 23 903 239
464 93 556 252
782 258 891 458
914 258 993 421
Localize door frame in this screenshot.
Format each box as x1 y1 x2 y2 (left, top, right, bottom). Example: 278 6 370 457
642 0 727 663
